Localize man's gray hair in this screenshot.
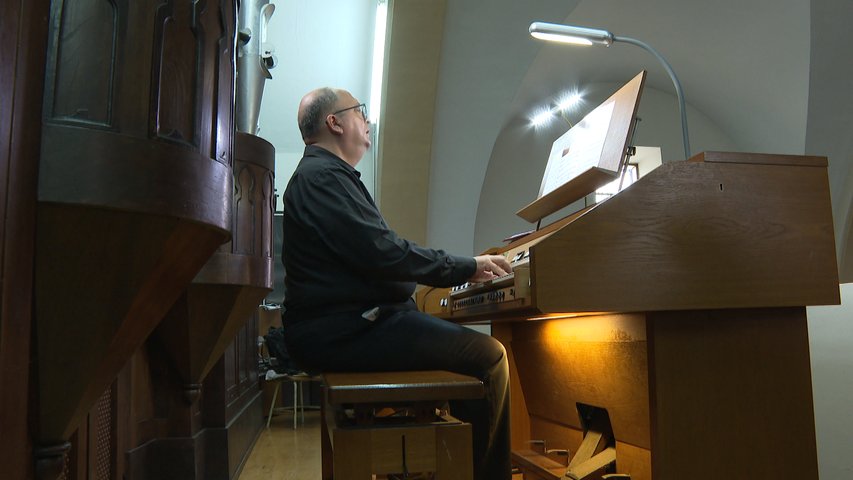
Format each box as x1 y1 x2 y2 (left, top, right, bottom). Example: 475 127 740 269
299 88 338 141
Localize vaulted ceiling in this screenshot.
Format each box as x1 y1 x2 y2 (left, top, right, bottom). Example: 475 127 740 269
426 0 852 278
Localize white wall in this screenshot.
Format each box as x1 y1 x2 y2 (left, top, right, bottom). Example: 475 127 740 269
807 0 853 282
427 0 575 255
805 4 853 476
809 283 853 478
258 0 380 209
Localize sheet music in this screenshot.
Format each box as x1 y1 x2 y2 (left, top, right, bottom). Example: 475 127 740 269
539 100 615 197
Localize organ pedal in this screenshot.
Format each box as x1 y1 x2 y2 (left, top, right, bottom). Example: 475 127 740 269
564 405 618 480
511 405 625 480
527 439 570 467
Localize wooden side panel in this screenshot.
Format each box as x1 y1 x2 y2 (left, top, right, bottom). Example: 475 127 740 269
533 156 840 313
491 323 530 451
647 307 818 478
0 0 49 478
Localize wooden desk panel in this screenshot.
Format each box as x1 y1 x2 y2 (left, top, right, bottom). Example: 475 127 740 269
533 158 839 314
511 314 649 449
647 307 817 478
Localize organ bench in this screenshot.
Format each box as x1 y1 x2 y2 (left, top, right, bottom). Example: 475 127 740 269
321 370 484 480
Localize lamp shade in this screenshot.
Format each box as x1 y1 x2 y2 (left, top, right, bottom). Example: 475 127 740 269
529 22 614 46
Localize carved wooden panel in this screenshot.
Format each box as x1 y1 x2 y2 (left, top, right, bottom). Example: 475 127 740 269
223 318 261 412
46 0 116 126
154 133 273 394
149 0 235 165
35 0 237 464
231 160 275 256
212 0 236 166
151 0 200 145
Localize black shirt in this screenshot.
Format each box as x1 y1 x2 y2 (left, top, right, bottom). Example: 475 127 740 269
282 145 476 317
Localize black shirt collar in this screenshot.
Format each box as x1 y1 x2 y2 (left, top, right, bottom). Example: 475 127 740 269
303 144 361 178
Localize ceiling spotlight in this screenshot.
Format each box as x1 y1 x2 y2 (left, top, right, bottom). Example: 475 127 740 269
557 92 582 111
531 110 554 127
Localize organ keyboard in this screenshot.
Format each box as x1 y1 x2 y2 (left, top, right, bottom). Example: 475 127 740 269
430 205 590 322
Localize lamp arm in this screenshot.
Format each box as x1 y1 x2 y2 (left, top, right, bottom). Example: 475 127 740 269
613 35 691 160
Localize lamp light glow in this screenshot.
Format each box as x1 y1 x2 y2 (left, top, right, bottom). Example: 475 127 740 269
530 32 593 46
529 22 613 46
529 21 691 160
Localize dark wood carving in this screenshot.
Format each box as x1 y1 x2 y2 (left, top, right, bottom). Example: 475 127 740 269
34 4 236 476
156 132 274 398
124 314 264 479
124 128 272 478
151 0 201 145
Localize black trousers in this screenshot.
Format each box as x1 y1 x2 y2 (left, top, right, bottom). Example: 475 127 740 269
283 300 511 480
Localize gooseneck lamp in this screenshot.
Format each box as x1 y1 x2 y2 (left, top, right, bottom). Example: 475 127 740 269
530 21 691 160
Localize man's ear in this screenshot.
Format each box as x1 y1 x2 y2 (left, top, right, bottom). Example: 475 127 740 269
325 114 344 135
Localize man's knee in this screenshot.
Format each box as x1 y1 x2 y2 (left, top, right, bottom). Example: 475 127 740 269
473 333 507 368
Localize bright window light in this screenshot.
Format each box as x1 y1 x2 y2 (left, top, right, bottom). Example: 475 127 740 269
369 0 388 124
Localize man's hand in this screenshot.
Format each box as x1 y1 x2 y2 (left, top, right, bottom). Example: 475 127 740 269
469 254 513 283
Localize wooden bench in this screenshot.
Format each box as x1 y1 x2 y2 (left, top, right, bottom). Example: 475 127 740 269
321 370 485 480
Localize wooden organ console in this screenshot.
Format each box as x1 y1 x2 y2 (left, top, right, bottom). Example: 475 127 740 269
420 151 840 479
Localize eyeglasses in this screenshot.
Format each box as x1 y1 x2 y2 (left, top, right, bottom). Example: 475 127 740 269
331 103 368 121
